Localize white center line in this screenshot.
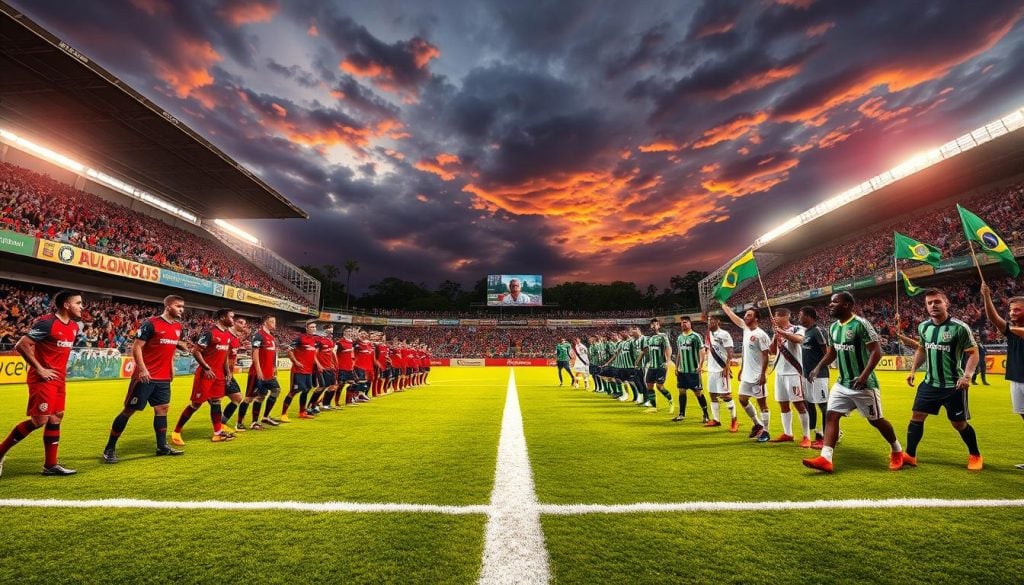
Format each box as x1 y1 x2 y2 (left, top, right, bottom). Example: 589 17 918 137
478 368 551 585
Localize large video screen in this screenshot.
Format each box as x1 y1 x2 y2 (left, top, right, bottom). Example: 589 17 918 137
487 274 543 306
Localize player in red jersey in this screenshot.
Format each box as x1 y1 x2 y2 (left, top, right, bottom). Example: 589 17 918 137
0 291 83 478
280 321 324 421
219 316 249 431
335 327 357 405
245 315 283 430
422 345 432 385
103 295 191 463
353 329 375 403
310 326 338 411
370 331 388 396
170 309 237 445
390 339 405 392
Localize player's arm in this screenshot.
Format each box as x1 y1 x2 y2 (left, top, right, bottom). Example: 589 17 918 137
853 340 882 390
809 345 836 379
957 328 980 391
14 335 59 381
1010 326 1024 338
698 347 706 371
662 340 672 368
906 345 926 387
250 337 265 381
979 283 1008 335
774 325 804 344
758 348 768 385
132 338 151 383
719 303 745 330
190 333 216 379
724 346 734 378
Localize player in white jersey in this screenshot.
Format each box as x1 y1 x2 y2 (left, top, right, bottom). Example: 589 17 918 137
770 308 812 447
721 302 772 442
704 315 738 432
571 337 590 389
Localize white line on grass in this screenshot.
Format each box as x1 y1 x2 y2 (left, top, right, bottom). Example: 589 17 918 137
0 498 489 514
538 498 1024 515
478 368 551 585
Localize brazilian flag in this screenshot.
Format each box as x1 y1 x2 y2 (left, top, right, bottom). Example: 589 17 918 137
894 232 941 266
900 271 924 296
957 205 1020 277
713 249 759 302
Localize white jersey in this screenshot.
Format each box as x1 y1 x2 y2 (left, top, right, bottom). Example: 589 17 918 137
740 327 771 384
573 343 589 366
706 329 734 374
501 293 532 304
774 324 805 376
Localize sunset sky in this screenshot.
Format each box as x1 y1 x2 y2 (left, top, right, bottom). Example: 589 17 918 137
12 0 1024 291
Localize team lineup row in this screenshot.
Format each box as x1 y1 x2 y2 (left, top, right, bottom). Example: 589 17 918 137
0 293 433 478
553 286 1024 472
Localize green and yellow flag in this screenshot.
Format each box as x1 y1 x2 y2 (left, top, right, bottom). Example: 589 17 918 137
894 232 941 266
900 271 924 296
957 204 1020 277
713 249 759 302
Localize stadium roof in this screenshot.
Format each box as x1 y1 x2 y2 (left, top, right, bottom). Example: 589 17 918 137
0 2 307 220
753 110 1024 255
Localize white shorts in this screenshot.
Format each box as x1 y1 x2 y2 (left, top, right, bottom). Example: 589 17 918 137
805 377 830 404
774 373 804 402
708 371 731 395
738 381 766 399
573 363 589 374
827 383 883 421
1011 381 1024 414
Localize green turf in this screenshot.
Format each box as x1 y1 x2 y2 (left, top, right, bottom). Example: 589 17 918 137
0 368 507 504
0 508 486 585
517 368 1024 504
542 508 1024 584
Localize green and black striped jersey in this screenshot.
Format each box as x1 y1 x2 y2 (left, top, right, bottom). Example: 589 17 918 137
612 340 632 368
676 331 704 374
589 342 606 365
829 316 881 389
644 333 670 368
628 336 644 367
917 318 976 388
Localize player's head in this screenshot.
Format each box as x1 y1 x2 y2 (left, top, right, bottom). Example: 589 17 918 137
164 295 185 319
322 325 334 336
508 279 521 294
798 306 817 328
708 314 721 330
305 321 317 334
828 292 855 319
742 308 760 328
1009 296 1024 324
232 315 249 334
587 335 596 343
560 337 567 343
53 289 84 321
262 314 276 331
773 307 791 325
215 308 234 327
680 316 692 332
649 317 660 332
923 289 949 319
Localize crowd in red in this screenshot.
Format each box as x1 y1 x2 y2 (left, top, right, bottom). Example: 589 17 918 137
0 163 309 306
733 180 1024 305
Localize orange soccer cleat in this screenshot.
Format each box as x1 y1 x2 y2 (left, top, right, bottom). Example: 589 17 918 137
901 453 917 467
967 454 984 471
888 451 905 470
170 432 186 446
802 456 833 473
729 418 739 433
799 436 812 448
770 434 794 443
704 420 722 427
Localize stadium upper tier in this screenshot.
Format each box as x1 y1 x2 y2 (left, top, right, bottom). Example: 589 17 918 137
728 178 1023 306
0 162 310 305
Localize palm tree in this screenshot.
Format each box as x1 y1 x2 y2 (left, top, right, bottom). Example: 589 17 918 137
344 259 359 309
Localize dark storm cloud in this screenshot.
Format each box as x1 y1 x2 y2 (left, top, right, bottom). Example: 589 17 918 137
264 58 320 88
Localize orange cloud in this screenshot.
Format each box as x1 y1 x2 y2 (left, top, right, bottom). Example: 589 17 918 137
414 153 462 181
155 38 222 99
340 38 440 101
693 111 768 149
857 96 911 122
714 64 802 99
805 22 835 38
695 21 735 39
638 141 684 153
218 0 278 26
701 156 799 197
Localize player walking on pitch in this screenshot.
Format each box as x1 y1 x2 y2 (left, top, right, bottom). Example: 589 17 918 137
798 307 831 448
720 303 772 441
769 308 812 447
672 317 707 422
979 283 1024 469
902 289 981 470
802 292 904 473
1 290 83 478
555 338 573 386
704 315 738 431
640 318 674 413
171 309 237 445
570 337 590 389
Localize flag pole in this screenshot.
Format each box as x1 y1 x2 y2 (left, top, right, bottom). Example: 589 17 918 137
966 238 986 285
755 266 773 316
894 255 902 369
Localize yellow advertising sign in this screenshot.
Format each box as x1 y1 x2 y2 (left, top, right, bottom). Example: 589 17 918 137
37 239 160 282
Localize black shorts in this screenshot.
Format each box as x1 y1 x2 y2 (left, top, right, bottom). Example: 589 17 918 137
125 379 171 411
627 368 643 383
320 370 337 386
405 367 414 376
353 368 368 382
913 382 970 420
291 373 314 393
556 360 571 369
338 369 354 382
676 372 702 390
588 364 600 376
645 367 667 385
226 377 242 396
246 376 281 398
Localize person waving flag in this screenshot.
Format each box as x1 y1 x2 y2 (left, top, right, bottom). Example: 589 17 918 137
957 204 1020 277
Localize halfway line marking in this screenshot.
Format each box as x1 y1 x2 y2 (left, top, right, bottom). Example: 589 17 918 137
478 368 551 585
538 498 1024 515
0 498 488 514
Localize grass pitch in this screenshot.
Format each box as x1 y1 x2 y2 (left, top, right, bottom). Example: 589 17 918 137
0 366 1022 584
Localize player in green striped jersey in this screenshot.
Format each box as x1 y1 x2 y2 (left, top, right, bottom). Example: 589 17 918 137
640 318 675 414
904 289 982 470
803 292 904 474
628 326 653 408
587 335 607 394
602 332 636 402
673 316 709 423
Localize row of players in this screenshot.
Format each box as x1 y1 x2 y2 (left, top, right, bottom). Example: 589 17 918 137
555 287 1024 473
0 294 433 477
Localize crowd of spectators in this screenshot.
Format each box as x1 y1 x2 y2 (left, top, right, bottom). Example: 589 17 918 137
732 180 1024 305
363 307 659 319
0 163 309 306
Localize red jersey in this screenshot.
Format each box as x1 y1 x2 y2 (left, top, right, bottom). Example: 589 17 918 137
135 315 183 380
250 329 277 378
194 325 234 380
391 348 405 369
377 343 391 368
400 348 413 368
317 336 337 369
354 339 375 371
336 338 355 371
25 313 78 384
290 333 319 374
